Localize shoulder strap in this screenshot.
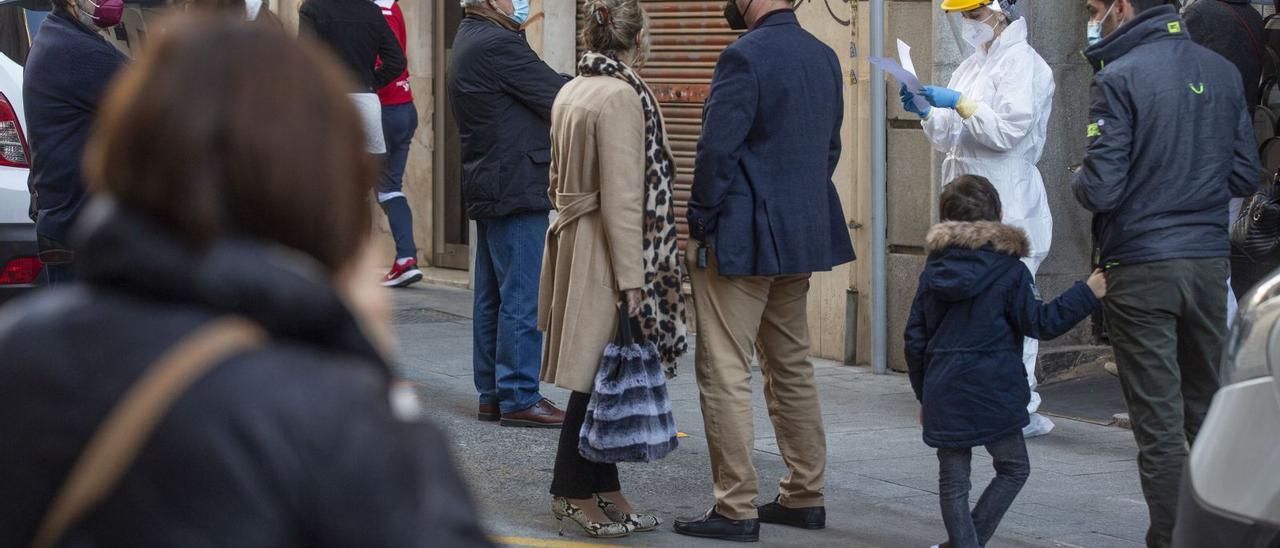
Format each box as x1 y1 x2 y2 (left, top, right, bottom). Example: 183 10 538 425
29 317 268 548
1222 0 1265 59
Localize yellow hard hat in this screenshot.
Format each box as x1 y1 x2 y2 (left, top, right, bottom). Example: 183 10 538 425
939 0 992 12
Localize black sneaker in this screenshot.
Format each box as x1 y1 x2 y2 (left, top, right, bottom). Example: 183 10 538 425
757 496 825 530
673 508 759 542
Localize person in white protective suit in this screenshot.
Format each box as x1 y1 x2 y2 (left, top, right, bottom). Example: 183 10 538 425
902 0 1057 438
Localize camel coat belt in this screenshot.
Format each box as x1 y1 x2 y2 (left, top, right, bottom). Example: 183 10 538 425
538 75 646 394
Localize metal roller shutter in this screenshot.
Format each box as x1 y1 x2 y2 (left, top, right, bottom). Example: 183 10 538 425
576 1 741 251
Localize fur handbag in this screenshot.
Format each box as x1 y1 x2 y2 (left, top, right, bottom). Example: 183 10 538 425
1232 171 1280 262
578 311 678 464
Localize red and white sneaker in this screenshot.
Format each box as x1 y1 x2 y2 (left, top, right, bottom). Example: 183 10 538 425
381 258 423 288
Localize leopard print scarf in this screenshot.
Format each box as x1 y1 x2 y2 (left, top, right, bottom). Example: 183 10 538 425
578 51 688 374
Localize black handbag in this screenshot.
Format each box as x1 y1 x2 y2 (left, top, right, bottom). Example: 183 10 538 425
1232 170 1280 263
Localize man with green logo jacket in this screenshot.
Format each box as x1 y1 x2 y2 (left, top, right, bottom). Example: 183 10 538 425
1074 1 1263 546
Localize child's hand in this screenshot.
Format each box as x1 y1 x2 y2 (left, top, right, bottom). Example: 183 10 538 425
1087 268 1107 299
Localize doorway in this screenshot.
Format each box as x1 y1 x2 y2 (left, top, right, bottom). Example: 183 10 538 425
432 0 469 270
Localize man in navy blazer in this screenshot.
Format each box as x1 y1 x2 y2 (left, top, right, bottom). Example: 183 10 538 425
676 0 855 542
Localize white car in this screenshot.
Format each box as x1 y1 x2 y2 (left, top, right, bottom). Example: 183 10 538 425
1175 273 1280 545
0 49 40 303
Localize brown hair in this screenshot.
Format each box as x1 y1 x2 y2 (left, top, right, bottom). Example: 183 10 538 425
940 175 1002 223
85 14 375 273
581 0 649 64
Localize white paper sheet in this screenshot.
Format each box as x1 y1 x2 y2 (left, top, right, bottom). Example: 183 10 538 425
871 38 929 113
897 39 917 84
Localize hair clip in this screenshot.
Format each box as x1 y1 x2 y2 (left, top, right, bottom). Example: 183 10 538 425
593 5 611 25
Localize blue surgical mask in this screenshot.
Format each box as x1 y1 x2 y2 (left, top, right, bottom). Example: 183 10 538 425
504 0 529 26
1087 1 1115 47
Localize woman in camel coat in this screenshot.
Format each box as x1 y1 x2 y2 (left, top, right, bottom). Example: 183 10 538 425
537 0 687 539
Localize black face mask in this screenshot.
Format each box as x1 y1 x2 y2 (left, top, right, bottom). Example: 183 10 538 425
723 0 753 31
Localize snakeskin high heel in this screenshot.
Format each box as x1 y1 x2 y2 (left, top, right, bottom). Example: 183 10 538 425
552 497 631 539
595 494 662 532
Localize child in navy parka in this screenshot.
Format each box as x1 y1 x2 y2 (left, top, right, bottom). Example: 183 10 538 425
905 176 1105 548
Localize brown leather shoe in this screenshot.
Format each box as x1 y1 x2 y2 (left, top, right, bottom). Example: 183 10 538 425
478 403 500 422
500 398 564 428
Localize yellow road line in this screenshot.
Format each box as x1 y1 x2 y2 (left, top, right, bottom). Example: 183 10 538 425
491 535 609 547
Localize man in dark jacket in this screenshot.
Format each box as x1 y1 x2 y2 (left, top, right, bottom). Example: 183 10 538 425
23 0 126 284
448 0 568 427
1185 0 1264 106
674 1 855 542
1075 2 1264 546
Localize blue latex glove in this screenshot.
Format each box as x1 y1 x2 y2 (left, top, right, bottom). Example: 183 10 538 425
923 86 963 109
900 84 930 119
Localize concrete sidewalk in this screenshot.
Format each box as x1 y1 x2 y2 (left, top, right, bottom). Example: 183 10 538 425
390 284 1148 548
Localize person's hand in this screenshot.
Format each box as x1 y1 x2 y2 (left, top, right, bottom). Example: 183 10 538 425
900 84 930 119
1087 268 1107 299
625 288 643 317
923 85 964 109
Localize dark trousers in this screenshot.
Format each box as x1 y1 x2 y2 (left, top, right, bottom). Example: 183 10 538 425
937 433 1029 548
1229 255 1278 301
550 391 620 499
1104 258 1227 548
37 235 74 286
376 102 418 260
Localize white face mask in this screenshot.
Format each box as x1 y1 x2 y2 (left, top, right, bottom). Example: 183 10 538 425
960 13 997 49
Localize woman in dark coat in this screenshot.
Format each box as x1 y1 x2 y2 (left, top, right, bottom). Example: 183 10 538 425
0 17 489 547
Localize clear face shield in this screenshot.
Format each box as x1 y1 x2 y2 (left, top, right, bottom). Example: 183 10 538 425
945 4 1005 56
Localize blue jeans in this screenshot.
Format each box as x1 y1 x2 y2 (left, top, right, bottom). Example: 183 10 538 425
377 102 418 260
937 433 1029 548
473 211 548 414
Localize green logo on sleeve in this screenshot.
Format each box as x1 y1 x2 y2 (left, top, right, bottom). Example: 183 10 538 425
1087 123 1101 138
1168 21 1182 34
1189 83 1205 95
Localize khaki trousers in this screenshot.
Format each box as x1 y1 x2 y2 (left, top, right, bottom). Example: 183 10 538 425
687 244 827 520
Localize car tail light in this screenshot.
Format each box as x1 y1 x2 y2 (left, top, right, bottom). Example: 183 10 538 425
0 256 42 285
0 92 28 169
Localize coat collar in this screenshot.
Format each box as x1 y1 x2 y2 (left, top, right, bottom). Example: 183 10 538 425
977 17 1028 59
464 7 520 32
74 200 389 373
750 9 797 31
926 221 1030 258
1085 5 1184 72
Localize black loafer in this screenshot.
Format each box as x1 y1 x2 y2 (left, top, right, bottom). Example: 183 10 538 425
757 496 825 530
673 508 759 542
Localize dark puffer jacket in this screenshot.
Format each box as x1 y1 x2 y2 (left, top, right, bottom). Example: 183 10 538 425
0 204 491 547
299 0 405 92
1073 6 1262 268
1185 0 1264 106
447 13 568 220
904 222 1098 449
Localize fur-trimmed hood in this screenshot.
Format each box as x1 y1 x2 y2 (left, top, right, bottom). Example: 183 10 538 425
926 221 1030 258
922 221 1030 302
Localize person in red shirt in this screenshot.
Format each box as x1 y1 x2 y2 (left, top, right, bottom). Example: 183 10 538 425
375 0 422 287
